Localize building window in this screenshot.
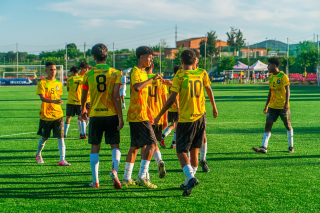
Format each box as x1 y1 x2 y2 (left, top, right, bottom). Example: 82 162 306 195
261 51 263 56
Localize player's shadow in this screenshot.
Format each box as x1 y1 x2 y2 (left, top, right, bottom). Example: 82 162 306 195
0 172 92 179
206 154 320 161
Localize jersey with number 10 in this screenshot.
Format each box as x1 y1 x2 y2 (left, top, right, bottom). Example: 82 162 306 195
171 68 211 123
66 76 83 105
82 64 121 117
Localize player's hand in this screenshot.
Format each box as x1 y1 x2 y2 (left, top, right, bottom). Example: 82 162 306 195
154 116 160 127
212 108 218 118
152 74 161 80
117 117 124 131
163 120 168 130
81 109 88 120
263 106 268 114
284 103 289 111
54 99 63 105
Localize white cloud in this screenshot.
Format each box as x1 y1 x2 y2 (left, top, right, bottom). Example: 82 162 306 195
80 19 144 29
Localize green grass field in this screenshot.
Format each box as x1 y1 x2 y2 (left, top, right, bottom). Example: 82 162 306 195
1 84 320 212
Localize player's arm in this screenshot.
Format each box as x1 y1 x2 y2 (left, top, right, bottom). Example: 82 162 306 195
120 81 125 90
284 85 290 111
133 74 160 92
81 88 88 120
113 83 124 130
162 94 168 129
205 86 218 118
264 89 271 114
67 87 69 92
38 94 63 105
154 92 177 126
161 78 173 87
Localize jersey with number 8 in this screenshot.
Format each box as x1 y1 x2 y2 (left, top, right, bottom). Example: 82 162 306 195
82 64 122 117
170 68 211 123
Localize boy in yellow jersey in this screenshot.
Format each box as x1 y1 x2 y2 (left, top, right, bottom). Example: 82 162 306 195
155 50 218 196
143 63 167 179
81 44 123 189
253 58 293 154
161 65 180 149
79 62 91 137
35 62 71 166
64 66 85 139
122 46 161 189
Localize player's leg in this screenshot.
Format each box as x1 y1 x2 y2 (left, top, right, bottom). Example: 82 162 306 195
64 116 72 138
54 118 71 166
152 125 166 178
88 117 104 188
121 95 126 109
35 119 50 163
281 109 293 153
78 105 87 139
105 115 122 189
253 108 276 154
199 133 210 172
171 121 178 148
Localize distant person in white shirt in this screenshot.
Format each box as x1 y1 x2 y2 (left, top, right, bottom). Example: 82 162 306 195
119 69 127 109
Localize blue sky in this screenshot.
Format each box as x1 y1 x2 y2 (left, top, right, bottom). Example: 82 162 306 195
1 0 320 54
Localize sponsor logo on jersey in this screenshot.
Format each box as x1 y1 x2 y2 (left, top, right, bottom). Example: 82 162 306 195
277 79 280 84
94 108 108 111
56 86 60 91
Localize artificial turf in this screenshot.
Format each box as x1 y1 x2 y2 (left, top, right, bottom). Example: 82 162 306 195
0 84 320 212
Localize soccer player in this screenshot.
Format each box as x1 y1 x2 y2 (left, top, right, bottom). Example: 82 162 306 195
119 69 127 109
161 65 180 149
122 46 160 189
143 62 166 178
64 66 84 139
191 49 210 172
81 43 124 189
253 58 293 154
79 62 91 137
155 49 218 197
35 61 71 166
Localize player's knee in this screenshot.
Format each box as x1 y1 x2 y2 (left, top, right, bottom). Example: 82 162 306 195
41 136 48 141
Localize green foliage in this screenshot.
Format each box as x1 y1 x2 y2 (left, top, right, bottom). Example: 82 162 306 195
200 31 218 57
218 56 236 71
123 51 138 68
279 57 295 71
296 41 316 53
296 49 318 72
198 57 211 70
153 57 168 72
42 56 65 66
150 39 170 52
173 46 185 66
226 27 246 51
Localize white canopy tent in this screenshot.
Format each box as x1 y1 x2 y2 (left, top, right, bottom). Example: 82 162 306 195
250 60 268 83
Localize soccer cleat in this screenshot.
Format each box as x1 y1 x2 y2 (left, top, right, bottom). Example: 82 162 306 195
160 139 166 148
180 183 186 190
252 146 267 154
58 160 71 166
35 155 44 164
122 179 136 187
89 183 100 188
183 178 199 197
199 160 210 172
135 178 157 189
110 170 121 189
157 160 166 179
170 142 176 149
79 134 87 139
288 147 294 153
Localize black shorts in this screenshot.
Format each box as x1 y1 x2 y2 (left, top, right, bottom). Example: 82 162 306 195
66 104 81 117
204 112 207 126
266 108 291 122
168 111 179 123
86 102 91 110
176 115 206 153
37 117 64 138
88 116 120 145
129 121 157 147
152 125 163 142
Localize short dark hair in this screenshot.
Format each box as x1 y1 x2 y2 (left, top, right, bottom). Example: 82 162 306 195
136 46 153 59
181 49 196 65
80 62 90 69
91 43 108 61
119 69 123 72
173 65 181 74
45 61 56 67
70 66 79 73
268 58 281 67
191 49 200 58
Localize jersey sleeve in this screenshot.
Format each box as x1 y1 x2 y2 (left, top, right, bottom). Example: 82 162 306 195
170 75 181 94
82 73 89 90
162 83 168 95
131 70 140 85
36 81 45 95
66 78 70 88
203 71 211 87
116 71 122 84
282 75 290 87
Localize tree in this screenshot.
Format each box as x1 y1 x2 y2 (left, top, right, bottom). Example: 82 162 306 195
172 46 185 66
226 27 246 53
153 57 168 72
218 56 236 71
279 56 295 72
151 39 170 52
296 49 318 73
67 43 77 49
123 50 138 68
198 57 211 71
296 41 315 53
199 31 218 57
